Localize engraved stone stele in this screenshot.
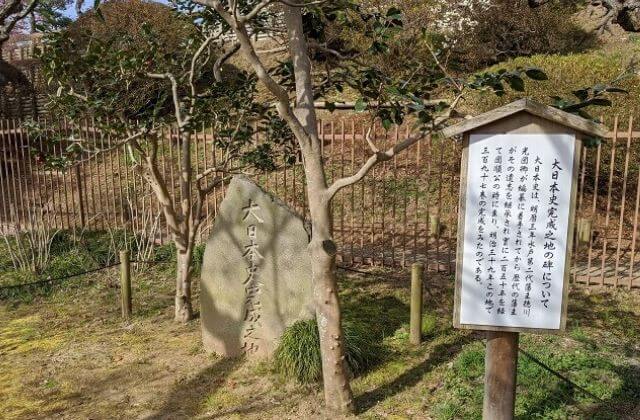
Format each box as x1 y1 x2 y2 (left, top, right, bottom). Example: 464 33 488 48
200 175 314 358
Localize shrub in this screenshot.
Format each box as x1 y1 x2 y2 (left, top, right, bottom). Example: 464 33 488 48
192 244 206 276
438 0 593 72
274 318 384 383
153 243 177 263
47 0 196 121
353 0 591 78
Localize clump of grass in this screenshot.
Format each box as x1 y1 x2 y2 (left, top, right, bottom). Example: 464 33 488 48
45 248 97 279
274 318 384 383
421 312 438 337
153 243 177 263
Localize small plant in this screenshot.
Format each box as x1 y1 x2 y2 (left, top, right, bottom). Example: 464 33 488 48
421 312 438 337
274 318 384 384
1 208 60 275
123 194 162 272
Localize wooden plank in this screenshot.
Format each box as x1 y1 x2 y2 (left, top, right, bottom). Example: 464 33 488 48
442 98 608 139
453 133 470 329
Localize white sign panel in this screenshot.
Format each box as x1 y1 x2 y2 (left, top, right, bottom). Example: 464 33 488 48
459 133 575 330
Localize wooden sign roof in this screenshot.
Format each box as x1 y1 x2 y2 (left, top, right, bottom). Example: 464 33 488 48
441 98 608 139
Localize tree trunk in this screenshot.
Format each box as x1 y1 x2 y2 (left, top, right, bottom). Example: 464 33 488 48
142 137 196 324
175 244 194 323
308 197 355 414
284 5 355 414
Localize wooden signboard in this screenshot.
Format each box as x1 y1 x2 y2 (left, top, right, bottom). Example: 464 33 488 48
442 99 607 420
453 125 581 334
442 100 610 334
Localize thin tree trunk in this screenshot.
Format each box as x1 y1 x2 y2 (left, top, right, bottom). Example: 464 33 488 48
175 244 194 322
285 5 355 414
141 135 196 323
175 130 195 323
308 188 355 414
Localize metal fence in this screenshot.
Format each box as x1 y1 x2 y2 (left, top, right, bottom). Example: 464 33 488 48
0 115 638 288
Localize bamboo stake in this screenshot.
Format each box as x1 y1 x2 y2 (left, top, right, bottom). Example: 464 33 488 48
613 117 633 285
410 262 424 345
600 116 618 285
586 142 602 285
120 250 132 319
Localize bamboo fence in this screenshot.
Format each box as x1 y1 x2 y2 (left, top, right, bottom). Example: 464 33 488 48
0 115 638 288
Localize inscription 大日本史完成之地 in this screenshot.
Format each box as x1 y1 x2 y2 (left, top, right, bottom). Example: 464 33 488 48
200 176 314 358
240 199 264 353
458 133 575 330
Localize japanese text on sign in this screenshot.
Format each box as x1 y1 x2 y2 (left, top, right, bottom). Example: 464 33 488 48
459 133 575 330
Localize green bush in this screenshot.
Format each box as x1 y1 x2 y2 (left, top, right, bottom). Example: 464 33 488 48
153 243 177 263
274 318 384 383
48 231 76 255
421 312 438 337
0 269 38 288
79 230 139 267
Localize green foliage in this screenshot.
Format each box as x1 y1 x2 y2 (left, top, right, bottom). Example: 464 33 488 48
467 67 549 97
433 333 639 420
41 0 195 122
275 319 322 383
153 243 177 263
44 248 97 279
443 0 593 72
191 243 206 275
0 269 38 288
465 49 640 120
292 3 551 132
38 0 293 172
421 312 437 337
274 318 384 383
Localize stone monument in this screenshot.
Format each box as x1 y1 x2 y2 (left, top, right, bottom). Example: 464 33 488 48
200 176 315 358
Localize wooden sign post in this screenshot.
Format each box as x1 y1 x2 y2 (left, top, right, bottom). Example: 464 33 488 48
442 99 607 420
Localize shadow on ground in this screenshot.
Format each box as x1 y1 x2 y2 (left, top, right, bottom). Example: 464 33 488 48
145 357 241 420
355 331 476 414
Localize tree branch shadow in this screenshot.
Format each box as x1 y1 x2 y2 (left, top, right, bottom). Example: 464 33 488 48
144 357 241 420
355 332 477 414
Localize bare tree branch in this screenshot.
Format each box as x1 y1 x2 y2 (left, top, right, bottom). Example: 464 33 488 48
146 72 189 128
240 0 272 23
189 32 218 97
213 41 240 82
324 94 464 201
67 129 149 166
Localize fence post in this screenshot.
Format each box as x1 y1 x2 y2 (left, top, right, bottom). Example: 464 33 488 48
120 250 132 319
74 165 86 228
410 262 424 345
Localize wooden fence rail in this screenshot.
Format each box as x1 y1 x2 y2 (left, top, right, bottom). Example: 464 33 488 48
0 116 638 288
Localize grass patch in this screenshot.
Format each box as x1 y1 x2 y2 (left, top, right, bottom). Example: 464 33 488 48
433 338 631 419
464 45 640 120
274 318 385 383
0 261 638 418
